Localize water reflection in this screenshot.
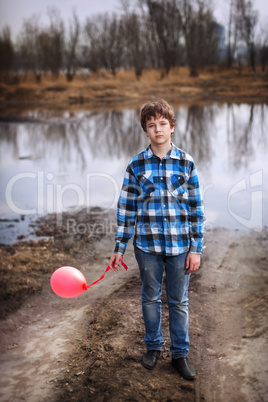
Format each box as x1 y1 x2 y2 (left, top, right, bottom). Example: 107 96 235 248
1 104 267 171
0 103 267 242
175 104 216 167
88 110 145 160
227 104 267 169
0 110 147 172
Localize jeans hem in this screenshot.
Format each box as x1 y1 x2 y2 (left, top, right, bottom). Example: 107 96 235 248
172 353 188 359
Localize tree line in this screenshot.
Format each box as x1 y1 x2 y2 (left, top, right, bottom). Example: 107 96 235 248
0 0 267 83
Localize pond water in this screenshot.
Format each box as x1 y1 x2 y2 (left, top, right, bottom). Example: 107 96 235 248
0 103 267 244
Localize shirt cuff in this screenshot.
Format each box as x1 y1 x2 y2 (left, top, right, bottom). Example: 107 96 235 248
114 241 127 255
189 241 203 254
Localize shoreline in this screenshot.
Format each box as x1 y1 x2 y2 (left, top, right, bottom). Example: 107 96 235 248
0 206 253 247
0 205 264 318
0 207 117 319
1 67 267 116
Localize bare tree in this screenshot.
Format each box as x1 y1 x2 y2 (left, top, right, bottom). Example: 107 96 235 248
146 0 182 76
258 19 268 72
84 14 124 76
64 11 80 81
37 30 53 76
226 0 239 68
17 15 43 82
193 10 221 69
136 0 159 69
17 12 64 81
203 20 224 66
121 7 146 78
176 0 214 76
84 17 102 73
11 0 268 79
47 7 65 78
0 26 14 82
99 14 125 76
235 0 258 71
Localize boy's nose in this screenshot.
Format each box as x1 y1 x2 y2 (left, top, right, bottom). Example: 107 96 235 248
155 125 161 132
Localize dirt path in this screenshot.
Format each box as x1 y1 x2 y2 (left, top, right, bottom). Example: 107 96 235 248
0 222 267 401
193 228 268 401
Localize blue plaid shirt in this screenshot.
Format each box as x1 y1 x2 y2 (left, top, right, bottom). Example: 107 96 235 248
114 143 204 256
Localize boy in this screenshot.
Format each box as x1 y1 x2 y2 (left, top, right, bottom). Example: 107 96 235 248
109 99 204 380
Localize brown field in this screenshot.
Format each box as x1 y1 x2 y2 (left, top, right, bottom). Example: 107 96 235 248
0 66 267 116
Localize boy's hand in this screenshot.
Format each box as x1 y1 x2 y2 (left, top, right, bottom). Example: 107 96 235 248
109 253 122 271
185 253 201 273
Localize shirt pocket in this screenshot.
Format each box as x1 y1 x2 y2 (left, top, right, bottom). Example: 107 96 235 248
137 171 155 196
168 174 187 199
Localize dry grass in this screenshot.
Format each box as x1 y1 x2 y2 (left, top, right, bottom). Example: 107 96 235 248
0 66 267 115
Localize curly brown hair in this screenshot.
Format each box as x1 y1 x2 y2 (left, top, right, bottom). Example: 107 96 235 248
140 99 176 133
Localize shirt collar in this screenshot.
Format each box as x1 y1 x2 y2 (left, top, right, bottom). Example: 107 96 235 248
170 143 181 160
144 145 154 159
144 143 181 160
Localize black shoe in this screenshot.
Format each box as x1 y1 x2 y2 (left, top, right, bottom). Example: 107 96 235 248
141 350 161 370
172 357 196 380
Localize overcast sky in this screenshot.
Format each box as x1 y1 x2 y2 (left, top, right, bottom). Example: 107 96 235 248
0 0 267 40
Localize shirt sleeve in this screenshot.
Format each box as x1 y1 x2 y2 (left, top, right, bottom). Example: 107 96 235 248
114 164 139 255
187 161 205 254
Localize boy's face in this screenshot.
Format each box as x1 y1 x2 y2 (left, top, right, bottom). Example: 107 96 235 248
145 115 174 147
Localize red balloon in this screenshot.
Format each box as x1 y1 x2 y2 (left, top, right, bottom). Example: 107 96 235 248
50 266 87 298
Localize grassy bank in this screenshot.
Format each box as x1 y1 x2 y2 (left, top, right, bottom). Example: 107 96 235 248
0 67 267 115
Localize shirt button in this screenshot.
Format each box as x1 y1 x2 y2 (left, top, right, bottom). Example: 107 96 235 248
163 205 166 207
161 177 163 180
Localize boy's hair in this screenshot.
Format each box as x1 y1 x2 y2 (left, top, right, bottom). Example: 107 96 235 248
140 99 176 133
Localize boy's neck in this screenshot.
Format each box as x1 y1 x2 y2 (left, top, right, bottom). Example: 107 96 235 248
150 142 172 160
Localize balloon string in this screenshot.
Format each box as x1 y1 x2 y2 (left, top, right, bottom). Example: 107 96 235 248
85 257 128 290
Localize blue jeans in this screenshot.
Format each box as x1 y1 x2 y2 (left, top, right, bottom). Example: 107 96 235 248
134 246 190 358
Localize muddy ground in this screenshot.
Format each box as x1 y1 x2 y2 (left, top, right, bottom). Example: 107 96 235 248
0 208 267 402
